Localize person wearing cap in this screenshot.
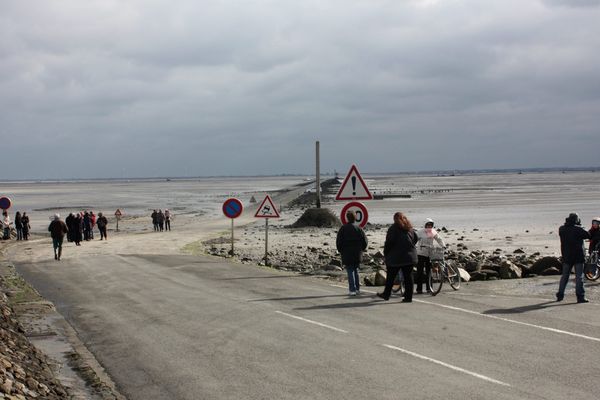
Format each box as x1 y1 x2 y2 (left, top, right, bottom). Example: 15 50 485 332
415 218 445 294
557 213 590 303
588 218 600 254
48 214 68 260
336 210 368 296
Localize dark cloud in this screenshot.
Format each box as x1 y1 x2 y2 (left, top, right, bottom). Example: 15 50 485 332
1 0 599 179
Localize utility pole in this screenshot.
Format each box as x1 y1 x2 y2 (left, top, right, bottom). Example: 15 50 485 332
316 141 321 208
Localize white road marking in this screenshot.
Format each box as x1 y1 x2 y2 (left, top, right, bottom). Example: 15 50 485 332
275 311 348 334
416 299 600 343
382 344 511 387
330 284 600 342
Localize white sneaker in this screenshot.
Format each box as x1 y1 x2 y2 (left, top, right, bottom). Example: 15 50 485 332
355 290 361 295
349 291 357 296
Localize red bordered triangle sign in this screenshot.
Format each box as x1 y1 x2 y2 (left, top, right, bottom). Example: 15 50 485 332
255 195 281 218
335 164 373 201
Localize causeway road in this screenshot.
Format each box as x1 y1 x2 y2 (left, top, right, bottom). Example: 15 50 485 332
13 253 600 400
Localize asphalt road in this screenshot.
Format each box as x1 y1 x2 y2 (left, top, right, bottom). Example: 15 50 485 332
14 253 600 400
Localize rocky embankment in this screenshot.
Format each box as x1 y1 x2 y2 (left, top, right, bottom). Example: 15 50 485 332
204 224 564 286
0 291 69 399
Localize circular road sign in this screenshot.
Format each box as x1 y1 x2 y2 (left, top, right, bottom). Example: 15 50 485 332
341 201 369 228
222 198 244 219
0 197 12 210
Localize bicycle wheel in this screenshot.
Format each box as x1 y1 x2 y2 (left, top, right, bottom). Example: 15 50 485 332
447 262 461 290
428 262 443 296
585 254 600 281
392 270 404 294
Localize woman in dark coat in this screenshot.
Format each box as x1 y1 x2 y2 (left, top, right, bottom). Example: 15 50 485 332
378 212 419 302
21 212 30 240
14 211 23 240
336 211 368 296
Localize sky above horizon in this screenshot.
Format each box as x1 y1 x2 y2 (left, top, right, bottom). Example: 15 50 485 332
2 0 600 179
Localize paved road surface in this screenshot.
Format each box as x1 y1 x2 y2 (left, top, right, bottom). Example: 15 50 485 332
14 253 600 400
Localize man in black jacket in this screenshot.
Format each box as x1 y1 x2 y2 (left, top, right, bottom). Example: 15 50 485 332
557 213 590 303
336 211 368 296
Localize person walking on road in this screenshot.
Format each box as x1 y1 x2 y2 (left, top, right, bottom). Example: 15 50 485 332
378 212 419 302
336 210 368 296
415 218 445 294
557 213 590 303
97 212 108 240
48 214 68 260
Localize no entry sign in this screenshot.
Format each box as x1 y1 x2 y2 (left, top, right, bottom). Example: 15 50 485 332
341 202 369 228
223 198 243 219
0 197 12 210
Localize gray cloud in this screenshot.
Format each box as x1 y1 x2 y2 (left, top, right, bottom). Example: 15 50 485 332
1 0 599 179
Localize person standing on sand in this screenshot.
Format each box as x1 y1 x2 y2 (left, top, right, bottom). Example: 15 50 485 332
97 212 108 240
415 218 445 294
90 211 96 239
557 213 590 303
378 212 419 302
83 211 92 241
164 209 171 231
14 211 23 240
73 213 83 246
2 211 11 240
151 210 158 231
157 209 165 232
21 212 30 240
336 210 368 296
48 214 68 260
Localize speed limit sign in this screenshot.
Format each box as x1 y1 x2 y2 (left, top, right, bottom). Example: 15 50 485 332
340 202 369 228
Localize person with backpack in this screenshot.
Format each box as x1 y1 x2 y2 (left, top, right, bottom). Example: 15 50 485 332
378 212 419 303
336 210 368 296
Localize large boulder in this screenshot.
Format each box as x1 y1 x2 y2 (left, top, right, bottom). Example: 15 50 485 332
531 257 562 275
374 269 387 286
480 269 499 279
499 260 522 279
470 271 487 281
291 208 341 228
541 267 561 276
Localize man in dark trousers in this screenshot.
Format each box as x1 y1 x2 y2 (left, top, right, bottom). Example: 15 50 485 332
557 213 590 303
336 211 368 296
48 214 68 261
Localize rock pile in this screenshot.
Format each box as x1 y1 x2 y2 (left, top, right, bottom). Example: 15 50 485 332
0 292 69 399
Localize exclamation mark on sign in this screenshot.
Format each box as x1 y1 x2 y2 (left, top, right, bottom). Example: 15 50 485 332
351 176 357 195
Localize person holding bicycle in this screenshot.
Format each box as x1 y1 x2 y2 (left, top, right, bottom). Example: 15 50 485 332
557 213 590 303
377 212 418 302
415 218 445 294
588 218 600 253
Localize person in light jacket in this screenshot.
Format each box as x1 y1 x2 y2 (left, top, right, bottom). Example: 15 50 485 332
336 211 368 296
415 218 445 294
378 212 419 302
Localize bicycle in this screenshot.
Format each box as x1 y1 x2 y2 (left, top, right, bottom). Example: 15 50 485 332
428 252 460 296
584 247 600 281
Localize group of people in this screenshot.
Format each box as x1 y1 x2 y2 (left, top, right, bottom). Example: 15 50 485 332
151 209 172 232
47 212 109 260
64 211 109 245
337 210 598 304
2 210 31 240
336 211 444 302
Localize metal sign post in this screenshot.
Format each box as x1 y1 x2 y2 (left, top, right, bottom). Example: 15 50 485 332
223 198 244 256
255 195 280 266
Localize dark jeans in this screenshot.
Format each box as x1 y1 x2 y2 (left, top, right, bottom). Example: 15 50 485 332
346 265 360 293
382 265 414 300
416 255 432 292
165 220 171 231
99 227 107 240
558 263 585 299
16 228 23 240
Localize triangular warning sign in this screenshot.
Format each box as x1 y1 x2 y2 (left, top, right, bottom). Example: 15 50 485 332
335 164 373 201
255 195 281 218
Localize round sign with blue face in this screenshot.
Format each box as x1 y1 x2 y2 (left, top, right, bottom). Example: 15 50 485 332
222 198 243 219
0 197 12 210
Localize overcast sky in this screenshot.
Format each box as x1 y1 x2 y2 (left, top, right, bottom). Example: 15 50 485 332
1 0 599 179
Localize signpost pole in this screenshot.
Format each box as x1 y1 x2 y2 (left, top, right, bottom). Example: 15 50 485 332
264 219 269 265
231 218 235 255
116 218 119 232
